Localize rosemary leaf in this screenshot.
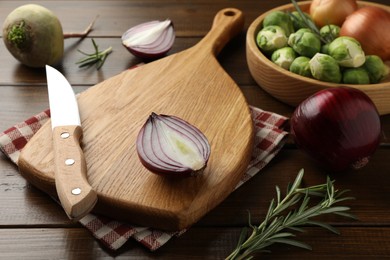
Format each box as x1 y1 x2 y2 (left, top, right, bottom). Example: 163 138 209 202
287 226 305 233
305 220 340 234
271 238 312 250
290 168 304 191
334 211 358 220
276 186 281 205
268 232 296 240
320 206 351 214
297 193 310 213
226 169 356 260
237 227 249 246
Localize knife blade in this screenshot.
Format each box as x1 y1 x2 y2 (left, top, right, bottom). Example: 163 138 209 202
46 65 97 220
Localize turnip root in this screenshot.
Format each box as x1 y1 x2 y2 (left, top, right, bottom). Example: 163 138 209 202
2 4 64 68
2 4 96 68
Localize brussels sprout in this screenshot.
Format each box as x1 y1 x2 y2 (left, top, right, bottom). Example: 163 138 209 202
342 68 370 84
309 53 342 83
328 36 365 68
319 24 340 42
293 28 312 33
263 11 294 36
363 55 390 84
290 56 312 77
256 25 287 52
290 11 312 31
271 46 297 70
321 43 330 55
288 28 321 58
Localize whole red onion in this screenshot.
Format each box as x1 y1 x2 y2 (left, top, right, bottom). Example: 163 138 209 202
290 87 381 172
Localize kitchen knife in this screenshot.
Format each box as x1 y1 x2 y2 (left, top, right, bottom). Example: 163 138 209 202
46 65 97 220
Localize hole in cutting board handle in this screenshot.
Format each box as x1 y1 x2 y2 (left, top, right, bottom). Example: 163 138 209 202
223 10 236 16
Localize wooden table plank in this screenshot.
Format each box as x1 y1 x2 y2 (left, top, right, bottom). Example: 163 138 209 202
0 0 296 38
0 227 389 259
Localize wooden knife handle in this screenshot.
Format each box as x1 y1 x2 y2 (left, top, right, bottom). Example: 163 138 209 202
52 125 97 220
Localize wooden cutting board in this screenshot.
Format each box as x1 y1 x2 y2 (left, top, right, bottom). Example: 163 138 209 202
18 8 255 231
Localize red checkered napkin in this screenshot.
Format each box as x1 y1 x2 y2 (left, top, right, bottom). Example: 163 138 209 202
0 106 288 251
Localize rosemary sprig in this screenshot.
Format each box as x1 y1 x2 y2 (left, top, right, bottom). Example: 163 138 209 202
226 169 356 260
76 38 112 70
289 0 336 44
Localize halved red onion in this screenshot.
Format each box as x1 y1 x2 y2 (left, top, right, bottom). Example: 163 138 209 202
136 113 211 177
122 19 175 60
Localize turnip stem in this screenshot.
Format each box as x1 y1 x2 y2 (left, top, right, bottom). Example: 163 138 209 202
63 15 98 39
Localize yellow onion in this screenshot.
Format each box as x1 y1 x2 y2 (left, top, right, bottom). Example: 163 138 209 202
340 6 390 61
310 0 358 27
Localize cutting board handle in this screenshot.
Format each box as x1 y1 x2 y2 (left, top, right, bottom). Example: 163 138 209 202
196 8 244 56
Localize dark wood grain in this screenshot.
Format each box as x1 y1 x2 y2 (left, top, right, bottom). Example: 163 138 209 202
1 0 390 258
0 227 390 259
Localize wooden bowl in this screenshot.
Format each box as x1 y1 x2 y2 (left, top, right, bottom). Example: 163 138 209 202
246 1 390 115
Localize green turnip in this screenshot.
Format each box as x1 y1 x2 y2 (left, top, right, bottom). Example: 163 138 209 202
3 4 96 68
2 4 64 68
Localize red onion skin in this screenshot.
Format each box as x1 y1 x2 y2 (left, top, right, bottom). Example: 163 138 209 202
138 156 198 177
290 87 381 172
138 159 204 177
126 47 170 60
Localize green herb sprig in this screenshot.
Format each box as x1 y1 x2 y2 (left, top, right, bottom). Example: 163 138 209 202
76 38 112 70
226 169 356 260
289 0 337 43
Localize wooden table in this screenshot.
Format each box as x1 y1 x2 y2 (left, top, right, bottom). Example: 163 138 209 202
1 0 389 258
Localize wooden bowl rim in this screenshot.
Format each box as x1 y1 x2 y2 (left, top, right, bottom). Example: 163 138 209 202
246 1 390 91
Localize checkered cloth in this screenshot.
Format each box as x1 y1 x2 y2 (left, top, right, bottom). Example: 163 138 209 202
0 106 288 251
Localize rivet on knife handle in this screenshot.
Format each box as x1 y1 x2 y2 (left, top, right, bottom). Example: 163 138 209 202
52 125 97 220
